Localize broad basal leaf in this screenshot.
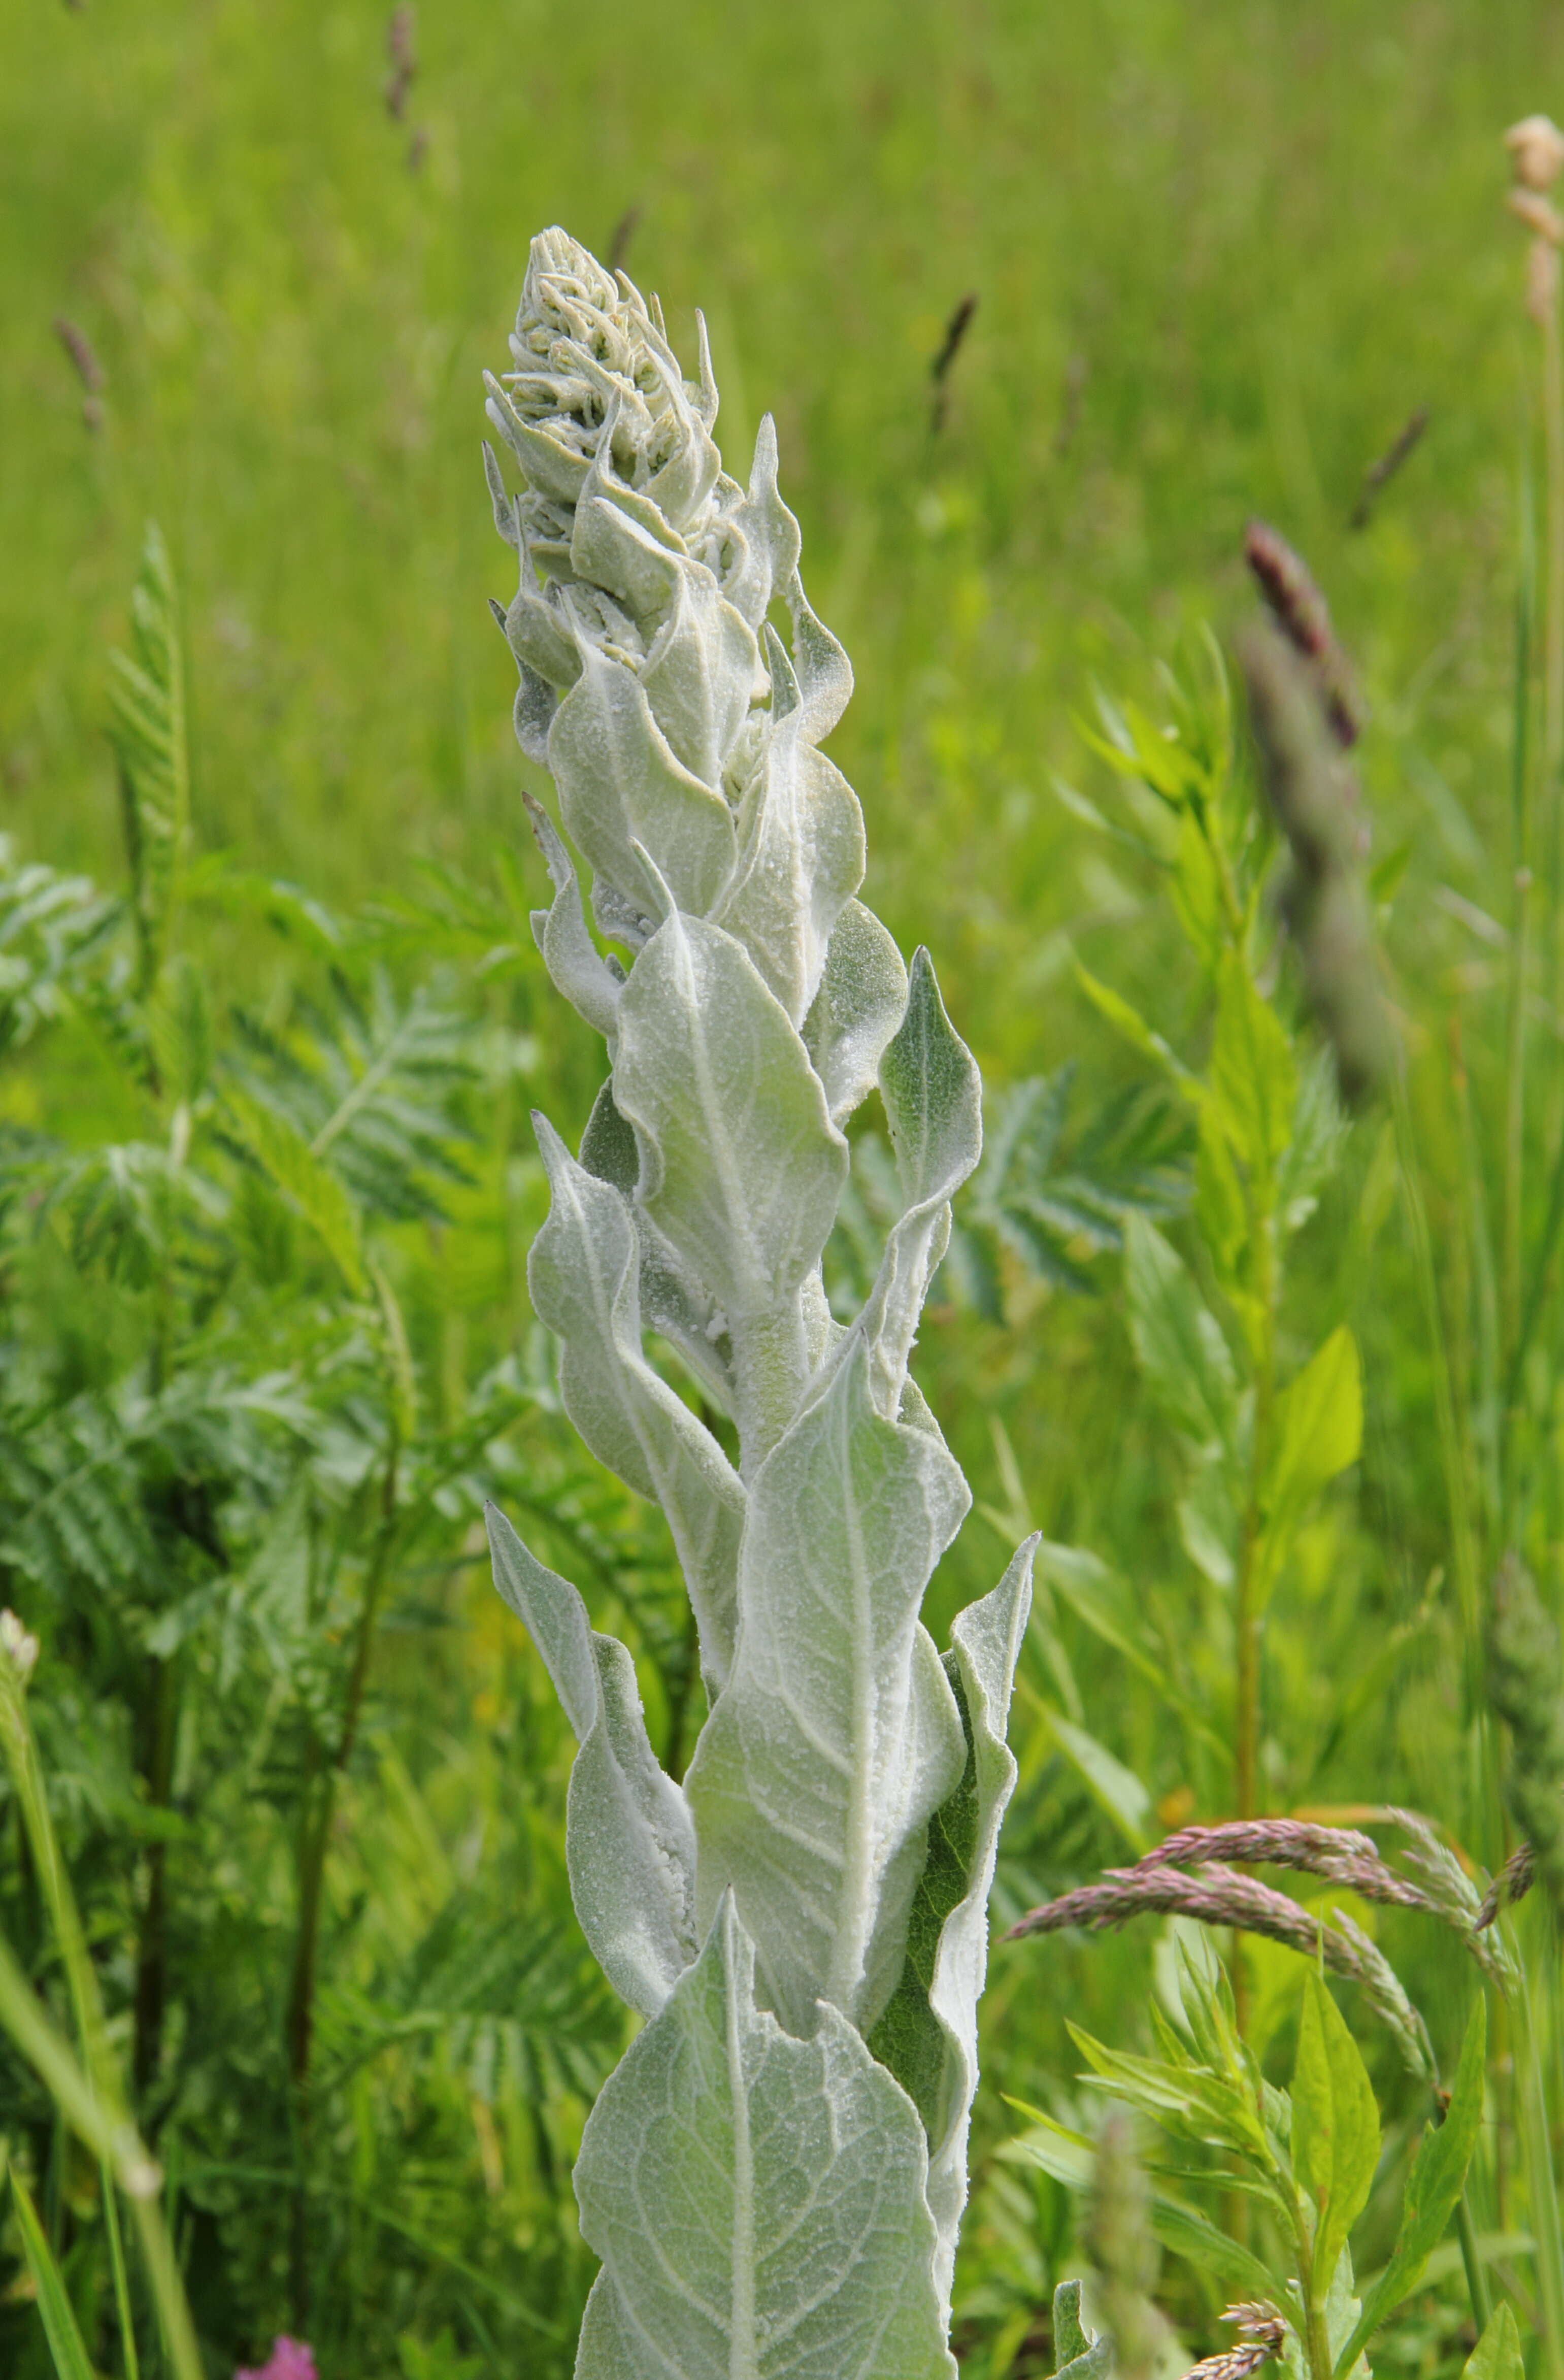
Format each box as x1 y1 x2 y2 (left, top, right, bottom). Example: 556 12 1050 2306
486 1504 696 2018
686 1342 968 2037
573 1895 954 2380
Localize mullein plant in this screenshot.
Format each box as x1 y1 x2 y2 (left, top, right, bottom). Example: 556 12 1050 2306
480 228 1035 2376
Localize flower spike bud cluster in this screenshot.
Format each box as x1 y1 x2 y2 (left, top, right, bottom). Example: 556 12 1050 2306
483 228 1035 2378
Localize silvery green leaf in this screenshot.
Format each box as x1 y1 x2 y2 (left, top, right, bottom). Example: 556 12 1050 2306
868 1538 1035 2305
851 947 982 1416
486 1505 696 2018
784 571 853 743
572 474 687 617
481 440 520 548
522 794 623 1040
503 575 582 691
578 1076 738 1413
713 723 865 1026
644 358 723 527
483 370 593 507
573 1894 955 2380
514 657 559 769
530 1113 746 1683
803 899 910 1127
549 642 738 922
639 565 760 790
613 906 846 1456
722 414 803 631
686 1341 969 2036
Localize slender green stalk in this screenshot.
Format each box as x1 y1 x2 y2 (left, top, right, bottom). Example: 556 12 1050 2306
1502 481 1534 1494
1455 2189 1494 2337
1542 275 1564 1041
1517 1951 1564 2380
0 1629 202 2380
103 2151 142 2380
1391 1072 1486 1718
286 1428 401 2326
1232 1211 1277 1827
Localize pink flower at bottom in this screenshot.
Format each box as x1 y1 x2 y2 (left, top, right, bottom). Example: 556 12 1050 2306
236 2340 318 2380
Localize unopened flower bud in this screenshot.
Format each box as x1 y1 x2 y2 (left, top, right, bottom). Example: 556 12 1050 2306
1507 114 1564 192
0 1609 39 1681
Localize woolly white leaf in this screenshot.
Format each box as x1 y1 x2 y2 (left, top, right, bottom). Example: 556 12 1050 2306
721 414 803 632
549 644 738 926
530 1113 746 1684
784 570 853 743
523 794 623 1040
856 948 983 1416
639 564 760 792
486 1505 696 2017
686 1342 969 2036
612 907 846 1458
579 1077 739 1415
870 1539 1035 2308
803 898 910 1127
713 718 864 1027
573 1894 954 2380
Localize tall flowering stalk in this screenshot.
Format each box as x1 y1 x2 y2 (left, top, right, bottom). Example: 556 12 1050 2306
481 229 1033 2376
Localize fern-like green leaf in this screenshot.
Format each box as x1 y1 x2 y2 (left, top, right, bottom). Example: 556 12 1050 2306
107 521 188 998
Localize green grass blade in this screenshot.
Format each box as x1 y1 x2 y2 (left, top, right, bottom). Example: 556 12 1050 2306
11 2166 97 2380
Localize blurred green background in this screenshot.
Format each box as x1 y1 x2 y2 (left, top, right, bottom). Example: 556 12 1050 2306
6 3 1564 2373
5 0 1552 1053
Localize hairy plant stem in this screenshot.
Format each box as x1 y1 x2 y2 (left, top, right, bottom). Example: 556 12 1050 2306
287 1431 401 2327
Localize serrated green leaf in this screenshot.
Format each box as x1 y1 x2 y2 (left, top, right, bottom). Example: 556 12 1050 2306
1122 1213 1238 1451
1292 1972 1380 2292
1462 2304 1524 2380
1333 1996 1486 2377
1002 2110 1278 2299
1075 961 1198 1094
108 522 188 999
1195 1084 1249 1287
225 1089 368 1295
1207 948 1296 1175
1261 1328 1361 1598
